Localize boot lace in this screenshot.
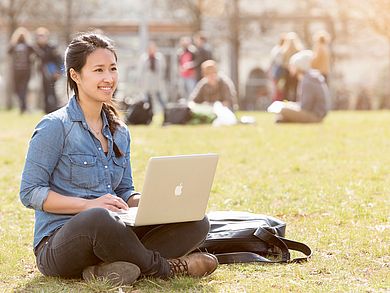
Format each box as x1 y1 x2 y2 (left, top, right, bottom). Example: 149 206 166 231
168 258 188 276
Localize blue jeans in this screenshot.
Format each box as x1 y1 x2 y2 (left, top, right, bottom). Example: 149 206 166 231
147 92 166 112
35 208 209 279
181 77 197 101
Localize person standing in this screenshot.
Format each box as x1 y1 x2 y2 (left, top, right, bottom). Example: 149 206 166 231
20 32 218 286
34 27 63 114
269 33 286 101
177 36 197 100
280 32 303 102
8 27 35 113
193 32 213 81
138 41 166 112
311 30 331 83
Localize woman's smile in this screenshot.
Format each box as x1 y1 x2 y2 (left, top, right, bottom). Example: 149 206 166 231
98 85 114 94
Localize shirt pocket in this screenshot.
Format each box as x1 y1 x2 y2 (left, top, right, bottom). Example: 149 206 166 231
111 155 127 188
69 154 100 188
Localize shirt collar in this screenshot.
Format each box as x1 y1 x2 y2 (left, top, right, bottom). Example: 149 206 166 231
101 109 110 135
67 95 85 122
67 95 110 133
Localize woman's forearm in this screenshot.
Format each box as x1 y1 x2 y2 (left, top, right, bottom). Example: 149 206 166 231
42 190 89 214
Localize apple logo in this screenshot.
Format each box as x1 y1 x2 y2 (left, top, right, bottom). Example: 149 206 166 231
175 183 183 196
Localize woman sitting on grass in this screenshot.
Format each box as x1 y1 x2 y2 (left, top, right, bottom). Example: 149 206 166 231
275 50 331 123
19 32 218 286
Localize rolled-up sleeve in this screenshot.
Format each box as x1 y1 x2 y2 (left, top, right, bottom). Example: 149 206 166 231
19 116 64 210
114 129 136 203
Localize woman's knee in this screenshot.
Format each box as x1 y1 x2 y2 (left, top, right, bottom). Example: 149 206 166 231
76 208 122 232
193 216 210 242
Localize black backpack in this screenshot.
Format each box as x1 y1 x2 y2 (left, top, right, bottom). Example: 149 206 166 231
163 103 192 125
124 97 153 125
196 211 312 264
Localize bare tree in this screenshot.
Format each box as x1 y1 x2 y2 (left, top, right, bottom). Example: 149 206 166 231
0 0 99 110
368 0 390 106
0 0 38 109
226 0 240 97
365 1 390 38
0 0 33 38
158 0 202 32
27 0 99 43
366 1 390 66
160 0 225 33
351 0 390 105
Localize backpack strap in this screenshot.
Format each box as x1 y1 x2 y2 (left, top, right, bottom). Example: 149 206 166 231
213 227 312 264
215 252 272 264
254 226 290 262
279 237 313 263
255 227 312 263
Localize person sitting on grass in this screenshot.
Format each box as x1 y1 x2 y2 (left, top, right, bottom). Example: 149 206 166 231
19 32 218 286
275 50 330 123
189 59 238 111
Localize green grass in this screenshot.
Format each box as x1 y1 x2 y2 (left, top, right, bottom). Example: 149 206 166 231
0 110 389 292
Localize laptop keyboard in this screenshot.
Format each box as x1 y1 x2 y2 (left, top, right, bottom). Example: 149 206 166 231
113 207 138 224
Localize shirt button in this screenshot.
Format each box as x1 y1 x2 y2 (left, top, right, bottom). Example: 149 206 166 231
104 165 108 169
98 147 101 151
107 185 111 188
83 161 87 165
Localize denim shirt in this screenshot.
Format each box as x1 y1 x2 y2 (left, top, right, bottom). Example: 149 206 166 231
20 96 137 248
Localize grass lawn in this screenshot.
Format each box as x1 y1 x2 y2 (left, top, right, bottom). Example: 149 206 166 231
0 110 389 292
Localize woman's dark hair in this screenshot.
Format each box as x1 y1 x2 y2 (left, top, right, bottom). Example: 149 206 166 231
65 33 123 157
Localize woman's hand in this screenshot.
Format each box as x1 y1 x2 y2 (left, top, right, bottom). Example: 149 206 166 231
127 193 141 208
86 194 129 211
42 191 129 214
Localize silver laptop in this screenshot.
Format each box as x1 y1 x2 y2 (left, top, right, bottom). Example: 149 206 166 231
114 153 218 226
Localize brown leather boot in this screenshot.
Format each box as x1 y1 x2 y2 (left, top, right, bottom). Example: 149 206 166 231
82 261 140 285
167 252 218 278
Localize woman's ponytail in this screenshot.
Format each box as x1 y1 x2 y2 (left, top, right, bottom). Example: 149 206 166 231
102 103 124 158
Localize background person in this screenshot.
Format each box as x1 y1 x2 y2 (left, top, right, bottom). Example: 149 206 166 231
269 33 286 101
280 32 303 101
7 27 35 113
19 33 218 286
192 31 213 81
276 50 330 123
311 30 331 83
177 36 197 101
137 41 167 113
189 60 237 111
34 27 63 114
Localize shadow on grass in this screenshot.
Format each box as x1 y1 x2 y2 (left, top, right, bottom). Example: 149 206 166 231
14 274 218 293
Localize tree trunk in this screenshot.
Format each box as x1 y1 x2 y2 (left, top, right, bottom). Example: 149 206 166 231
387 37 390 108
228 0 240 104
5 2 18 110
388 38 390 93
64 0 73 44
196 0 203 31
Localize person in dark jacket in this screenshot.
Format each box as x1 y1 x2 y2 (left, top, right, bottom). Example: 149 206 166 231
34 27 63 114
192 32 213 81
8 27 36 113
276 50 330 123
